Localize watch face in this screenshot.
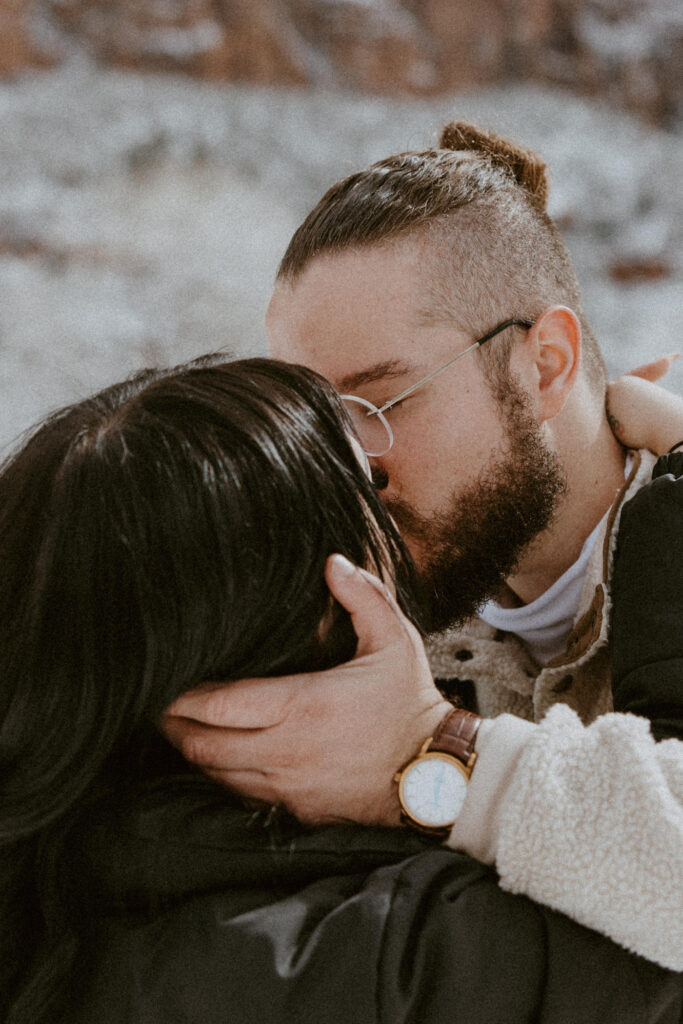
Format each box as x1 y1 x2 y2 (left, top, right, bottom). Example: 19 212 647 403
400 754 469 828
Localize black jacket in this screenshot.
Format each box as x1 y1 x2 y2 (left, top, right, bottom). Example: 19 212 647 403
70 457 683 1024
70 770 681 1024
612 451 683 741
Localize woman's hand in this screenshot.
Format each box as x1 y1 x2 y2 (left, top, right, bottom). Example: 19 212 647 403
160 554 452 827
607 354 683 453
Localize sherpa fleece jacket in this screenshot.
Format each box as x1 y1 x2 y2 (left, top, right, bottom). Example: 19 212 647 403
427 449 683 971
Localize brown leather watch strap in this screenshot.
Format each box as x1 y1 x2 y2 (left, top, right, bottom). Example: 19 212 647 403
429 708 482 767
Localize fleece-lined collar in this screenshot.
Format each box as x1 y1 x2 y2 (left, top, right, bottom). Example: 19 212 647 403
426 449 658 725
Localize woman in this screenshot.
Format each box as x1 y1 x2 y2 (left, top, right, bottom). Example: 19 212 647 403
0 356 680 1024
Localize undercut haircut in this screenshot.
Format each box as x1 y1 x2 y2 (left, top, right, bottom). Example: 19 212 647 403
278 122 607 395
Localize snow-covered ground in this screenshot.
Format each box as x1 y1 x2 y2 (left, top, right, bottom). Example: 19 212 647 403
1 58 681 453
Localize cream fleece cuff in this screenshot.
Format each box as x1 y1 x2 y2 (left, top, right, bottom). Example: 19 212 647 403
445 713 536 865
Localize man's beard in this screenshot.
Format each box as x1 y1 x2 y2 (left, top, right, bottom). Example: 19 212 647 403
386 383 567 633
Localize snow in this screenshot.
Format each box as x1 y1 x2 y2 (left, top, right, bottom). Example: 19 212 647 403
0 59 681 453
579 1 683 60
136 21 224 59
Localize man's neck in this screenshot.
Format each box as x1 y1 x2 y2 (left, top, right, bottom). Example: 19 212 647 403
505 420 627 606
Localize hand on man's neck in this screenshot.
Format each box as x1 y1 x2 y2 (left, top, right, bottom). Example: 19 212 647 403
504 412 628 607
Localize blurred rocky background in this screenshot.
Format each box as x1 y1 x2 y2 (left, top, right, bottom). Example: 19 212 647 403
1 0 681 450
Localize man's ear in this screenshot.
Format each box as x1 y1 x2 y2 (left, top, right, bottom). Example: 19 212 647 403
523 306 582 422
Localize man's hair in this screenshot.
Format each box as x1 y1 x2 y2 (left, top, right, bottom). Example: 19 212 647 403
0 355 420 1024
278 122 607 393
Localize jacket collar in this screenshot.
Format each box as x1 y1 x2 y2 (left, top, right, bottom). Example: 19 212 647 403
544 448 657 671
76 775 430 912
426 449 658 714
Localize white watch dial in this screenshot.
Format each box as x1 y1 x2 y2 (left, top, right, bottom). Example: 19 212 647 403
401 756 469 827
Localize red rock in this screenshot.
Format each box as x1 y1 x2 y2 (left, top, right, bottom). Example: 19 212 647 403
609 258 672 284
285 0 438 94
0 0 54 74
2 0 681 128
51 0 310 85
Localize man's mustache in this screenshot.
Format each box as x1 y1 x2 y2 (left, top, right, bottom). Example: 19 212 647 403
384 495 434 544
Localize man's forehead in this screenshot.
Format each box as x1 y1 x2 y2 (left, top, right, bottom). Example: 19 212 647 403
269 309 423 393
269 244 422 319
266 247 463 388
269 287 416 369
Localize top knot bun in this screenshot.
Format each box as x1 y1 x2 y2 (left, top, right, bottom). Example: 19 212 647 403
439 122 549 211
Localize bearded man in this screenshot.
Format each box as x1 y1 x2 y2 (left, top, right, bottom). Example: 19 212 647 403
163 123 683 970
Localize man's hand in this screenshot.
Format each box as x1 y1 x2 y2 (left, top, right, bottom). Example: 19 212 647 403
161 554 453 827
607 354 683 454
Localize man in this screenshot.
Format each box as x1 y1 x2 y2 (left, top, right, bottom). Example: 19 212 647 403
163 123 682 970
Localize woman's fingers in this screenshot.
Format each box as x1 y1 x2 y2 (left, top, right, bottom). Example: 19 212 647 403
166 557 415 731
160 715 252 769
624 353 679 382
165 674 302 729
324 553 416 657
607 374 683 454
159 553 449 826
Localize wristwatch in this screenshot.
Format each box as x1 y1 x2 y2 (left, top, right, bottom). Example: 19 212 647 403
394 708 482 836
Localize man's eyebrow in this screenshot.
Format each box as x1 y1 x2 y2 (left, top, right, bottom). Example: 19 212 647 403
336 360 415 393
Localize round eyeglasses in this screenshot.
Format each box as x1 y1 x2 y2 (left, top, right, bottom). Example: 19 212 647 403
341 394 394 457
341 317 534 457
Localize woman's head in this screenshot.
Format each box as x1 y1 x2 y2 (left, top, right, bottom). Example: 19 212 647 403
0 354 421 1022
0 356 418 834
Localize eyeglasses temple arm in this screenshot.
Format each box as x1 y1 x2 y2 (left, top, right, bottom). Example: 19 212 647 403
374 318 534 416
374 341 481 415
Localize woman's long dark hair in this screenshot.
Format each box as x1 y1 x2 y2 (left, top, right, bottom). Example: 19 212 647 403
0 356 420 1024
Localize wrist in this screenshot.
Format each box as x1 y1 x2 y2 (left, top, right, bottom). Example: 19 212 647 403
375 701 454 827
411 700 460 751
363 700 455 828
394 705 483 836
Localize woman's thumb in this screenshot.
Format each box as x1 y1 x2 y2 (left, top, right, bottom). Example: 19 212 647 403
325 554 410 656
